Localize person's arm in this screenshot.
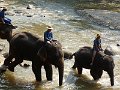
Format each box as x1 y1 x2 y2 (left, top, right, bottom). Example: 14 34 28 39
99 39 103 50
50 32 53 40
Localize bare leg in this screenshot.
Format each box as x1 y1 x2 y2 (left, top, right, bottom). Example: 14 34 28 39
91 50 96 65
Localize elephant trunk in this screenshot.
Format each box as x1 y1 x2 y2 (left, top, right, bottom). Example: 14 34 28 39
58 61 64 86
110 71 114 86
110 75 114 86
107 69 114 86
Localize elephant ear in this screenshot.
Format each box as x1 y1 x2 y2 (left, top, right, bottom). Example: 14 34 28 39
37 46 47 62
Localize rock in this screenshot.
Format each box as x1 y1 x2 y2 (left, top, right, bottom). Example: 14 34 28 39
27 4 34 9
26 15 33 17
19 63 30 68
104 46 115 56
23 63 30 67
117 44 120 46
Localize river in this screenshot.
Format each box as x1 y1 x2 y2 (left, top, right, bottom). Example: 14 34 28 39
0 0 120 90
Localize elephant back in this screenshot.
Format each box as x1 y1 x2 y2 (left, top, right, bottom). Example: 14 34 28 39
9 32 44 59
74 46 93 67
76 46 93 57
52 40 62 48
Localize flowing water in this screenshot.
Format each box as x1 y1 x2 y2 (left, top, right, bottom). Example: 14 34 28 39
0 0 120 90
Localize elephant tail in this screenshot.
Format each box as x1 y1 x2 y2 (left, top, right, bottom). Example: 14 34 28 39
69 53 75 59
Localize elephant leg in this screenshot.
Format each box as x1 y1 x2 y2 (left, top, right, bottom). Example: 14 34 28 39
8 58 23 72
77 67 82 74
32 61 42 81
44 63 52 81
107 69 114 86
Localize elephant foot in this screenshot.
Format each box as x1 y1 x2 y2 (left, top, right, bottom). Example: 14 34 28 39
8 66 14 72
36 78 42 82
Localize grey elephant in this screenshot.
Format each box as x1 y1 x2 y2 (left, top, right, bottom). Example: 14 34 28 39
0 24 64 86
70 46 115 86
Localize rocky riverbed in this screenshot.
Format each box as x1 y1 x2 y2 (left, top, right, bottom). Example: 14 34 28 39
76 9 120 30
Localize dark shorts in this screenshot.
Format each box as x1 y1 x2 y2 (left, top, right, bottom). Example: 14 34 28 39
4 17 11 24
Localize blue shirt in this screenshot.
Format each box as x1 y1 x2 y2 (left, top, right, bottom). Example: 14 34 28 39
93 38 101 52
0 11 11 24
0 11 5 18
44 30 53 42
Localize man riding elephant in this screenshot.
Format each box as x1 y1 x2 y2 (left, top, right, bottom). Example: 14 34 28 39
91 34 103 65
0 7 17 30
70 46 115 86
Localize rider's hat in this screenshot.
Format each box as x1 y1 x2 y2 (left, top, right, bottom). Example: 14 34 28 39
2 7 7 11
47 26 53 30
96 34 100 38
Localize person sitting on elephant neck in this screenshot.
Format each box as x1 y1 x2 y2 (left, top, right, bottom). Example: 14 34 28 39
0 8 11 25
44 26 54 44
0 7 16 29
91 34 103 66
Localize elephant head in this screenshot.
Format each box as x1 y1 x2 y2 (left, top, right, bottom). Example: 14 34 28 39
0 24 16 42
90 53 115 86
37 41 64 86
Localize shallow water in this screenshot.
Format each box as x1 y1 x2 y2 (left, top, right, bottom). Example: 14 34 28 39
0 0 120 90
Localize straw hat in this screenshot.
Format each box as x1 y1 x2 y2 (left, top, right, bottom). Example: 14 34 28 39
96 34 100 38
2 7 7 11
47 26 53 30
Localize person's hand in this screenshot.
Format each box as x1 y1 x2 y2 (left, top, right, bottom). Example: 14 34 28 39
47 41 51 44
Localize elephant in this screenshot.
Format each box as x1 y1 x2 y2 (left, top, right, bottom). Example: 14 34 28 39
0 25 64 86
70 46 115 86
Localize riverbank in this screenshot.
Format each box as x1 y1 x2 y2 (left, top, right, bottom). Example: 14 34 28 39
76 9 120 31
74 2 120 12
